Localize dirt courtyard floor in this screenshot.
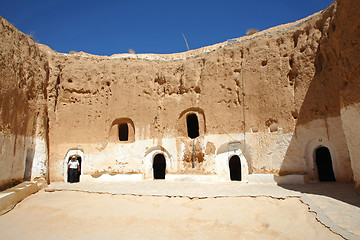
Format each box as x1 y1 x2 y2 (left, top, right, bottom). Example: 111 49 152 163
0 190 343 240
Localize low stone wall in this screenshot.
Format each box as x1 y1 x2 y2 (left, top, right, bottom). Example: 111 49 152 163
0 180 47 215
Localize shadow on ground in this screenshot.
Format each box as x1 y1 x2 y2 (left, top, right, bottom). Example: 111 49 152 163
279 182 360 207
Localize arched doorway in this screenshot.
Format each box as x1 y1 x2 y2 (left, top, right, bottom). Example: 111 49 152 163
153 154 166 179
67 155 82 183
229 155 241 181
315 147 335 181
63 149 84 182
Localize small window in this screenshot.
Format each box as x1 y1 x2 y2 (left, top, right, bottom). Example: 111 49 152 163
118 123 129 141
187 114 199 139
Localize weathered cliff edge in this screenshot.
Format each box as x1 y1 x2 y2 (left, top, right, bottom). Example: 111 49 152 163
1 0 359 191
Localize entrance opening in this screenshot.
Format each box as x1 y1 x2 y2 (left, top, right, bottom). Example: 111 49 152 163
67 156 82 183
186 114 199 139
153 154 166 179
315 147 335 181
23 149 34 181
118 123 129 141
229 155 241 181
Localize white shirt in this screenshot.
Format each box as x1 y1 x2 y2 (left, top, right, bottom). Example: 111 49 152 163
68 160 79 169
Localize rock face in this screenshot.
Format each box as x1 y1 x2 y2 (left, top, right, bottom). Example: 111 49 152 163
1 0 360 191
0 17 48 190
334 0 360 191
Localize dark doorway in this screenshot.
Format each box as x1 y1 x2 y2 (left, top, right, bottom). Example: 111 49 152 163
67 156 82 183
23 149 34 181
315 147 335 181
118 123 129 141
229 155 241 181
153 154 166 179
186 114 199 139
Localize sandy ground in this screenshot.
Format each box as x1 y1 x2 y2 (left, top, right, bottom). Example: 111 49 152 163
0 190 343 240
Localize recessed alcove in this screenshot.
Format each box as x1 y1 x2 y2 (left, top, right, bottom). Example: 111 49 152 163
178 108 206 138
109 118 135 143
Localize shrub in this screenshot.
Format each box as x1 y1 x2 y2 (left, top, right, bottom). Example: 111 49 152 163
246 29 259 36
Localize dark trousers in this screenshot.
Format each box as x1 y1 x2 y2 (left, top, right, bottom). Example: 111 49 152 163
68 168 80 183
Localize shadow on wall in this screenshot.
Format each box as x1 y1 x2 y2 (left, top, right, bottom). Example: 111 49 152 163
23 149 34 181
279 10 352 183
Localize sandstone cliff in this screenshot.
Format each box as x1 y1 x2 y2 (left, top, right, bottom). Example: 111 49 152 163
1 0 359 191
41 2 350 183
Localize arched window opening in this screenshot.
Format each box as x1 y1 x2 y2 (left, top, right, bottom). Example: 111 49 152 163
315 147 335 182
118 123 129 141
186 114 199 139
229 155 241 181
153 154 166 179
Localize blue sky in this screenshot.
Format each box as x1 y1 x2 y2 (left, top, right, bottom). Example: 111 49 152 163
1 0 334 55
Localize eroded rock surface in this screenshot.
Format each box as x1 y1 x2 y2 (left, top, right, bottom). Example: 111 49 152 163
0 0 359 191
0 17 48 189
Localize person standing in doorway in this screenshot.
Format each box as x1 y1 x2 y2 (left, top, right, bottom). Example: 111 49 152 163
68 155 80 183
